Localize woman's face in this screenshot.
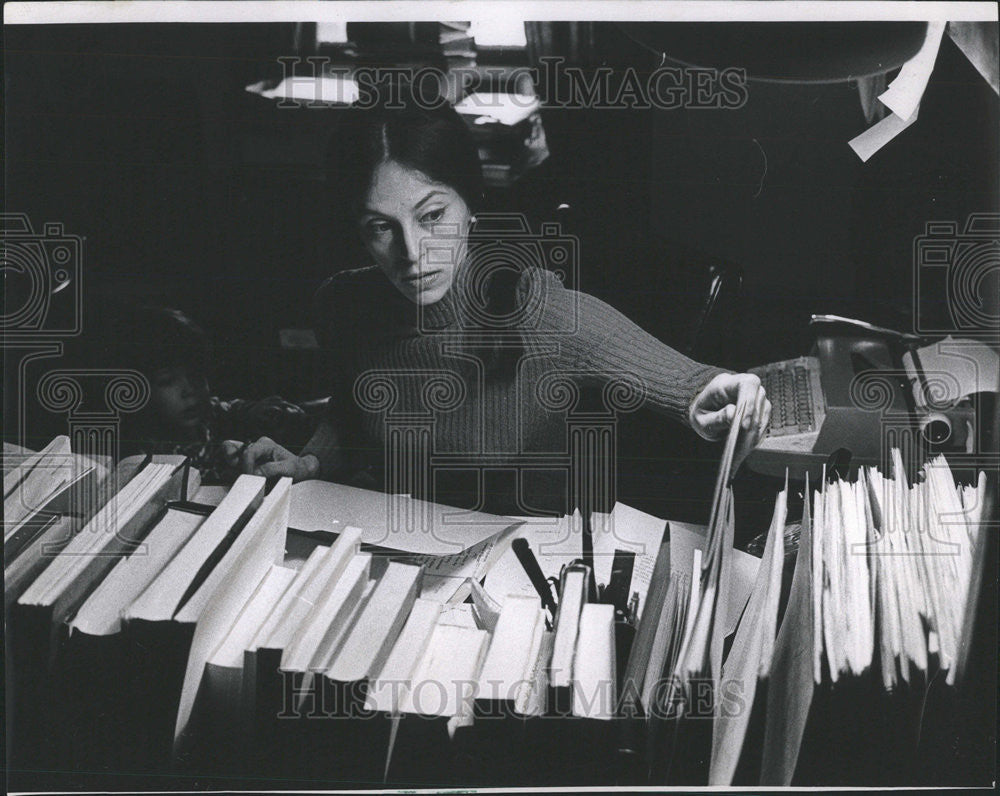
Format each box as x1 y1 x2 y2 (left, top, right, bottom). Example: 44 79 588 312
358 159 472 306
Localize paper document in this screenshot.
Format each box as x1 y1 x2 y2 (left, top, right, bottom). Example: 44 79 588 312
408 527 519 602
591 503 669 620
437 602 478 628
246 74 359 105
710 484 788 785
192 484 229 506
670 519 760 639
453 92 541 126
848 105 919 162
289 480 519 555
174 478 290 751
878 22 946 121
948 22 1000 96
482 511 582 604
849 20 945 163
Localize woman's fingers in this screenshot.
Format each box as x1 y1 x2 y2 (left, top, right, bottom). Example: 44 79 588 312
690 373 770 451
219 440 243 466
241 438 264 473
759 399 772 444
698 403 736 437
241 436 282 474
733 387 763 472
735 382 772 470
751 386 765 438
258 459 298 479
758 393 771 440
739 375 762 429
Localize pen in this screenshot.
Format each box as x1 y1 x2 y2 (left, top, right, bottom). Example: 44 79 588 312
512 538 558 624
627 591 640 625
605 549 636 617
581 509 594 577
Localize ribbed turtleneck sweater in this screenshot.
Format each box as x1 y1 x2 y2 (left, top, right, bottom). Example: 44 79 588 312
302 265 725 514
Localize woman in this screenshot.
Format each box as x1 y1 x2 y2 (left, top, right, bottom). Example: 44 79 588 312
239 97 770 515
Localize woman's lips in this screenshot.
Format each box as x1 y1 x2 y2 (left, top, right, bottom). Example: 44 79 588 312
400 270 442 290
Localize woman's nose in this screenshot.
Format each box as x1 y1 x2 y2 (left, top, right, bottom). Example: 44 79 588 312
397 222 422 267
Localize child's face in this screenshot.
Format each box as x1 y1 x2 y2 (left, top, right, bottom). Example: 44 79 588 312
149 366 209 432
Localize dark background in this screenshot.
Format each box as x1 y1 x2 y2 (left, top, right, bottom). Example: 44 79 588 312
5 22 998 501
6 23 996 383
4 23 997 789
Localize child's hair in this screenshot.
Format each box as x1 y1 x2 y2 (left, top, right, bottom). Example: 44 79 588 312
92 303 209 378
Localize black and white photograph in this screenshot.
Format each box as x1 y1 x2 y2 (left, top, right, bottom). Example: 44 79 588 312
3 1 998 792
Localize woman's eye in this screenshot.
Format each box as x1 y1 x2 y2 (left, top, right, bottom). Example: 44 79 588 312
366 220 391 235
420 207 445 224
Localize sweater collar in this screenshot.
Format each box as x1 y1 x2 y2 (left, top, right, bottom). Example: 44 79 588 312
416 288 458 330
369 265 480 336
378 278 458 334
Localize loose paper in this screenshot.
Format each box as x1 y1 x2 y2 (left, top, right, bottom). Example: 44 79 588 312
289 479 518 555
482 511 582 604
670 519 760 639
848 105 920 162
878 21 946 122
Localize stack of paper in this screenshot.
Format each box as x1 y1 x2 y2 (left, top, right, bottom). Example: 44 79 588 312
759 452 987 785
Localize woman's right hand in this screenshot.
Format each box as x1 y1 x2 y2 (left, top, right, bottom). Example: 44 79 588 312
226 436 320 481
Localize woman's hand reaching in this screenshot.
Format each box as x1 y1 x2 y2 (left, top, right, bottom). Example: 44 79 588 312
221 437 320 481
688 372 772 470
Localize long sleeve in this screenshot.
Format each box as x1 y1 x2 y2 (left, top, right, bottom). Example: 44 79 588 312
526 268 728 424
301 265 728 510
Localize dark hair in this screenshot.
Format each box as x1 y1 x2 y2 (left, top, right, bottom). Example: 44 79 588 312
326 93 524 378
94 304 209 377
327 95 485 220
